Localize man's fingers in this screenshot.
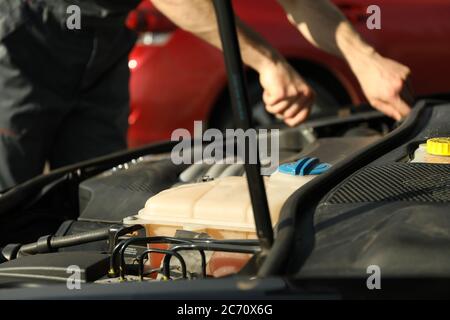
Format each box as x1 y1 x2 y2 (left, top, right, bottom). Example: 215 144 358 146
284 106 311 127
264 87 314 127
390 82 412 118
281 93 310 118
263 89 286 107
394 96 412 118
371 99 402 121
266 94 312 122
265 99 292 115
401 77 415 107
265 92 306 114
265 85 314 111
372 75 412 120
282 103 301 119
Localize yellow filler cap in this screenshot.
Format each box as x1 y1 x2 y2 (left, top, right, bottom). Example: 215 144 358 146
426 138 450 156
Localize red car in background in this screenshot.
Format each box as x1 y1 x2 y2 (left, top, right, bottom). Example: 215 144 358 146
126 0 450 147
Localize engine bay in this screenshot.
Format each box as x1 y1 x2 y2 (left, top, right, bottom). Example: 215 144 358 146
0 99 449 298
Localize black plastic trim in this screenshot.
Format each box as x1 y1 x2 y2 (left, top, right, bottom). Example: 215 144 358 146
258 100 439 276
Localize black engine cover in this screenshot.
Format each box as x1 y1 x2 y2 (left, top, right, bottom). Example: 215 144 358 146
78 159 186 223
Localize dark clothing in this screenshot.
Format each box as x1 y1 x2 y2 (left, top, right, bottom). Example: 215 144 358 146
1 0 141 38
0 0 139 189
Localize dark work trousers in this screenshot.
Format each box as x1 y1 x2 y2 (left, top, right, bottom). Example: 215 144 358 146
0 1 136 191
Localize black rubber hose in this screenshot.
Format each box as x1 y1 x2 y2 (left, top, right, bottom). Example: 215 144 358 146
18 227 112 256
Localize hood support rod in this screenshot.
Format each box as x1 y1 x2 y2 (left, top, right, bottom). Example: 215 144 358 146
212 0 273 251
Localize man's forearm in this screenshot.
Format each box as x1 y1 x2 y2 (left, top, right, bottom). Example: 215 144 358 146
152 0 285 72
278 0 412 120
277 0 376 63
152 0 412 123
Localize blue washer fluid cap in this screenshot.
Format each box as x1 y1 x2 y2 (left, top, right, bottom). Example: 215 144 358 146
277 157 331 176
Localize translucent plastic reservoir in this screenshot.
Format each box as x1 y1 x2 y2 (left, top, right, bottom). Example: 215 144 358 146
126 174 316 239
411 141 450 164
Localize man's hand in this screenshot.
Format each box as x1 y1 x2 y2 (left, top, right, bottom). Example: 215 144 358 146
152 0 316 127
350 52 413 121
259 61 315 127
278 0 414 121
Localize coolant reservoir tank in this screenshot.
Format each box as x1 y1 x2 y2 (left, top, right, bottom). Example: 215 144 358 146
126 158 331 239
411 138 450 164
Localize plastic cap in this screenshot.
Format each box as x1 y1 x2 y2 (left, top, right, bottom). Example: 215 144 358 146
426 138 450 156
278 157 331 176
